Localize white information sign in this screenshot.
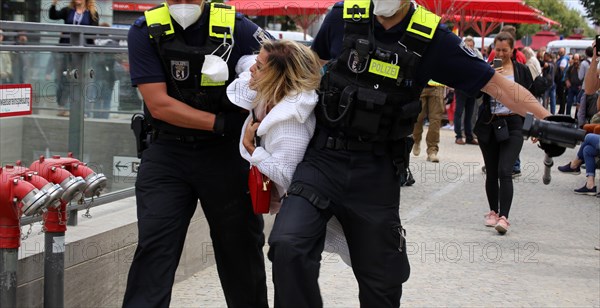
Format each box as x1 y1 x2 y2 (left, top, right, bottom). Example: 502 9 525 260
113 156 141 177
0 84 32 117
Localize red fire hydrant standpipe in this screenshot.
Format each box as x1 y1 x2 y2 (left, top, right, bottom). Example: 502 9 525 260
28 153 106 308
0 165 53 308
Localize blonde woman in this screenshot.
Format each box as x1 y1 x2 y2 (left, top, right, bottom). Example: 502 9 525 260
227 40 322 211
49 0 99 37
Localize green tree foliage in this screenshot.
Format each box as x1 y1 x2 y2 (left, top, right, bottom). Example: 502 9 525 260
516 0 594 38
579 0 600 25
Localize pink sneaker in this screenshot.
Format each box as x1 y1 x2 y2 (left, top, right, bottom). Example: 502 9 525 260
495 216 510 234
484 211 499 227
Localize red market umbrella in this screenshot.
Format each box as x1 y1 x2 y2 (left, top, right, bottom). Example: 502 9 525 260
416 0 558 51
415 0 539 16
225 0 338 40
451 10 559 26
225 0 337 16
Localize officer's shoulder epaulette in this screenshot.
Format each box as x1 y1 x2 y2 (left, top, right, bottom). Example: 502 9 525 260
235 12 244 20
133 16 147 28
333 1 344 9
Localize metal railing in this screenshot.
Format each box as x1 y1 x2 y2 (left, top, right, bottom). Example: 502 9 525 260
1 21 138 226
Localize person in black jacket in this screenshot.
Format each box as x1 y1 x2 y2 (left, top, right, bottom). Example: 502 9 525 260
48 0 99 116
474 32 533 235
542 52 557 114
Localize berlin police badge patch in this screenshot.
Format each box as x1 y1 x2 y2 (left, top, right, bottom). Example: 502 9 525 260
171 60 189 81
459 41 478 58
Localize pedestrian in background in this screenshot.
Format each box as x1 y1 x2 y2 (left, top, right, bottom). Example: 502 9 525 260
413 80 446 162
542 52 557 114
475 32 534 235
0 30 13 84
454 36 483 146
92 22 117 119
48 0 99 116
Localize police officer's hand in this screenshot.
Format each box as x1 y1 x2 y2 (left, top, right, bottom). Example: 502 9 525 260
213 112 248 137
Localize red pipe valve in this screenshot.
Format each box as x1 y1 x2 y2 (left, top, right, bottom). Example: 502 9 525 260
1 165 51 216
29 154 106 199
29 156 87 203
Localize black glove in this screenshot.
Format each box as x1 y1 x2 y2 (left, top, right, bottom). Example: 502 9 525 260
213 112 248 137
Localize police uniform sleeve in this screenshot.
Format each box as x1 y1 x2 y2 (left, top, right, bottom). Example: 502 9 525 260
311 3 344 60
127 18 166 86
418 29 495 97
234 15 274 56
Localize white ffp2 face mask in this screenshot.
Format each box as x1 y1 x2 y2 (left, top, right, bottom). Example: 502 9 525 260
169 4 202 30
202 55 229 82
372 0 402 17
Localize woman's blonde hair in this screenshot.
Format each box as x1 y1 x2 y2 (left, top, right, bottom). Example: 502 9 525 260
522 47 536 60
70 0 98 22
252 39 322 108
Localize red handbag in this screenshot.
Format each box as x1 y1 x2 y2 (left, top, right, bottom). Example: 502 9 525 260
248 165 271 214
248 109 271 214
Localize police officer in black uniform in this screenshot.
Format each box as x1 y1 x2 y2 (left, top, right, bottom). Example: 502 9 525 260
123 1 272 307
267 0 552 307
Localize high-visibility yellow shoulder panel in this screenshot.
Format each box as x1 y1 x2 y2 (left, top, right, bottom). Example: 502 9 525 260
407 6 441 40
144 3 174 38
343 0 371 20
209 3 236 40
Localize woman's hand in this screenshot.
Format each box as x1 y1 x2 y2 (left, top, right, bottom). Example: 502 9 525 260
242 119 260 155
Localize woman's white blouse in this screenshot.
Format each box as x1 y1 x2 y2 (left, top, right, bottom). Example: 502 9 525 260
227 72 318 197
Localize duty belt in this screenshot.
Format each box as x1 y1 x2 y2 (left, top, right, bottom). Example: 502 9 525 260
154 130 217 143
325 136 373 151
314 130 374 152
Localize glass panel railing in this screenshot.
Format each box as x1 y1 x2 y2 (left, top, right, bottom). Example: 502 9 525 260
1 21 137 203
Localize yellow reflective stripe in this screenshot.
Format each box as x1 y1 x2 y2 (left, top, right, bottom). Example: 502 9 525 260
343 0 370 20
209 3 236 39
144 3 174 38
407 6 440 40
427 80 445 87
201 75 226 87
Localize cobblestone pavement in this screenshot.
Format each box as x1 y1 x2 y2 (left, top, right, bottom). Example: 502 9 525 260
171 128 600 307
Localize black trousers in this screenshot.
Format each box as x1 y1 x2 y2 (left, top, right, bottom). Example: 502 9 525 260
122 137 268 308
268 142 410 308
477 115 524 218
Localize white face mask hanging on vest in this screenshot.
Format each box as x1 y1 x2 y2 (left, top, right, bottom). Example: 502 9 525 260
169 4 202 30
201 27 235 82
372 0 402 17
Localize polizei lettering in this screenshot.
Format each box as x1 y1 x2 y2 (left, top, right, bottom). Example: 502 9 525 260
368 59 400 79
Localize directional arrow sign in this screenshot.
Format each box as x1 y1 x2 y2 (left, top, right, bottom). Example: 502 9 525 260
115 161 128 171
113 156 141 177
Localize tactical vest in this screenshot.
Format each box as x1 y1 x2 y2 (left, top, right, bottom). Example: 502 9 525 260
141 2 238 135
318 0 440 142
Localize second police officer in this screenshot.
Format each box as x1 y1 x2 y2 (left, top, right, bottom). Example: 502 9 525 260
122 0 272 307
268 0 551 307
